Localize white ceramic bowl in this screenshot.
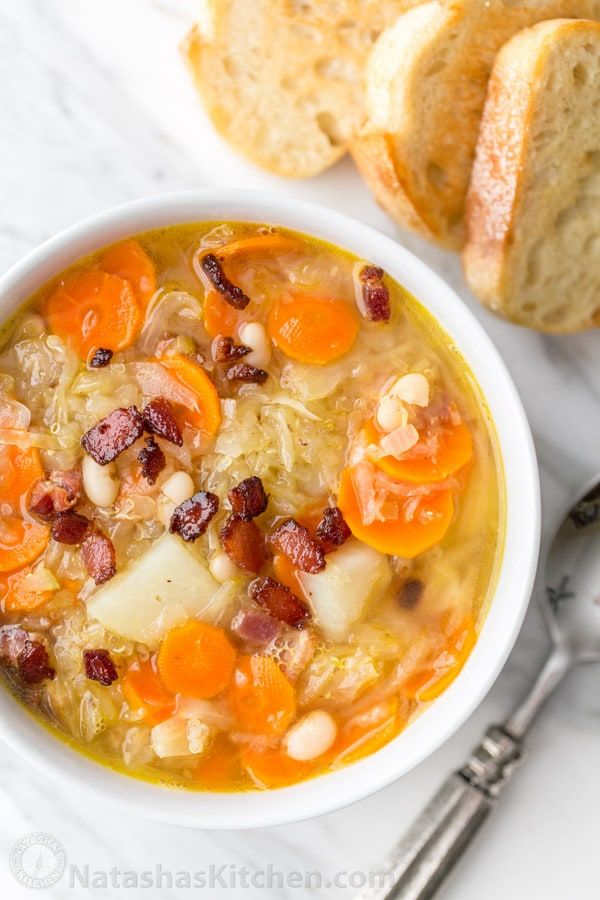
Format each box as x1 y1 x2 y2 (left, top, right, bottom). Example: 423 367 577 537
0 190 540 828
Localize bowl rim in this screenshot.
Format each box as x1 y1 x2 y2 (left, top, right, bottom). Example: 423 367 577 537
0 189 540 829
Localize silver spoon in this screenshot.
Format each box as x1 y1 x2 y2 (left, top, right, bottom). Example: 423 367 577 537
357 476 600 900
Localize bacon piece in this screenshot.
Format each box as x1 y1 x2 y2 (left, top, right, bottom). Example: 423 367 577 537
169 491 219 542
359 265 391 323
201 253 251 310
226 363 268 385
268 518 325 574
398 578 424 610
228 476 268 521
249 576 310 629
230 608 282 647
29 468 81 521
81 406 144 465
142 397 183 447
0 626 29 665
51 510 90 545
81 530 116 585
316 506 351 553
213 336 251 362
219 515 267 574
137 437 166 485
18 640 55 684
89 347 113 368
83 648 118 685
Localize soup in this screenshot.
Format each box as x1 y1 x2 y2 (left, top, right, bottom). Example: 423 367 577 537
0 223 503 791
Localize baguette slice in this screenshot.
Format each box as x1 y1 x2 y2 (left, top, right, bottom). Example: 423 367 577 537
464 18 600 332
352 0 600 248
183 0 420 179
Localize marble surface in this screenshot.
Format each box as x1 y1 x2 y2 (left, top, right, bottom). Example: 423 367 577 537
1 2 599 898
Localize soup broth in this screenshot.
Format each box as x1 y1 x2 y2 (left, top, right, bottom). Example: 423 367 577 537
0 222 503 791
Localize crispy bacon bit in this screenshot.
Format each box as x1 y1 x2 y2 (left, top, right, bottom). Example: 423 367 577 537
398 577 424 610
201 253 251 310
81 530 116 585
249 576 310 629
89 347 113 368
137 437 166 485
230 608 282 647
226 363 268 385
18 640 55 684
0 626 29 665
81 406 144 465
29 468 81 521
213 336 251 363
169 491 219 542
316 505 351 553
51 510 90 545
219 515 267 574
142 397 183 447
228 476 268 520
268 518 326 574
359 265 391 323
83 648 118 685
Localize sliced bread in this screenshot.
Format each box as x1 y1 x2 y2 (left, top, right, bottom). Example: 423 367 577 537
464 18 600 332
182 0 421 179
351 0 600 248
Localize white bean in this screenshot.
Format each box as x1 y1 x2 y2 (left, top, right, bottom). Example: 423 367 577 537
238 322 271 369
82 455 119 508
284 710 337 762
209 551 239 583
389 373 430 407
157 471 195 524
376 394 408 433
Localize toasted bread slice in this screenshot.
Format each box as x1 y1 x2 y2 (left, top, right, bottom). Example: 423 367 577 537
183 0 420 179
352 0 600 248
464 18 600 332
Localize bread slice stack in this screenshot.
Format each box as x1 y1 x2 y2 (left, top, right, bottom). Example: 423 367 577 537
464 18 600 331
182 0 421 178
183 1 600 331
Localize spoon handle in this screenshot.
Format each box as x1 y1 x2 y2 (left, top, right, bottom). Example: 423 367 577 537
356 727 523 900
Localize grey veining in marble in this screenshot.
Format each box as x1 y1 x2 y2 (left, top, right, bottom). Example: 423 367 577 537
1 2 599 898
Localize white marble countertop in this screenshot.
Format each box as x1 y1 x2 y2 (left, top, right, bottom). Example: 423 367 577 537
1 2 599 898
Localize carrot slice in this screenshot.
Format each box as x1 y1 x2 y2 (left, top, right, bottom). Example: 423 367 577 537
0 565 54 613
157 355 222 435
122 656 176 725
101 239 156 310
44 270 142 360
211 234 299 260
0 517 50 574
157 620 237 699
203 291 246 339
0 444 43 508
194 735 245 788
337 466 454 558
241 745 315 789
228 654 296 736
329 698 401 765
267 294 359 366
404 619 477 703
364 419 473 484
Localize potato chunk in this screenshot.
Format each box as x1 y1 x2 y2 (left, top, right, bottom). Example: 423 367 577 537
299 540 392 640
86 534 221 647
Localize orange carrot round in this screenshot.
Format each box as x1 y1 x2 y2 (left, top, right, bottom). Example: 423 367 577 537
157 620 237 699
228 654 296 736
241 745 315 789
0 565 54 613
194 735 245 788
0 444 43 508
364 419 473 484
405 618 477 703
337 466 455 558
157 355 222 435
329 698 401 765
211 234 299 260
44 270 142 360
122 656 176 724
102 239 157 310
267 294 359 365
0 517 50 574
203 291 246 339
